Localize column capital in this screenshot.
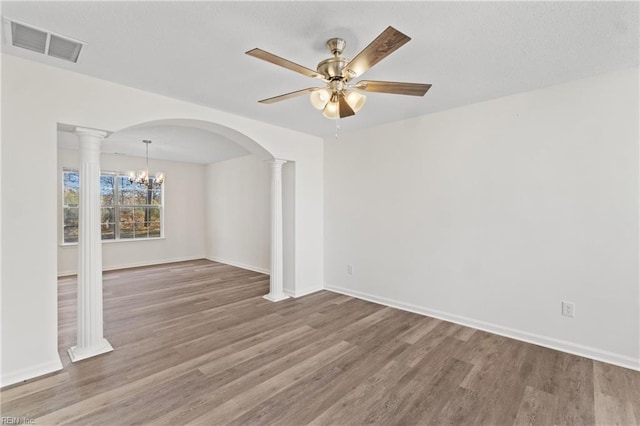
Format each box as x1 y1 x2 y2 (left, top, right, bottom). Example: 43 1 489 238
267 158 287 167
74 127 108 139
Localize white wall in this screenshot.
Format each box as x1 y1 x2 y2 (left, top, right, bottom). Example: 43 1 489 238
324 68 640 370
57 147 206 275
205 155 271 273
1 54 323 386
204 155 297 293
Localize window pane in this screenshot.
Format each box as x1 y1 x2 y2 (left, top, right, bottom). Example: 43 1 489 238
149 222 161 238
148 207 160 222
63 171 79 206
119 207 133 223
64 187 79 207
101 207 115 225
120 222 134 239
119 186 149 205
101 223 115 240
64 207 79 227
64 225 78 243
132 207 147 238
120 190 135 205
119 207 133 239
134 186 151 204
100 175 115 206
134 221 149 239
133 207 146 223
119 177 135 205
119 176 134 191
151 188 162 205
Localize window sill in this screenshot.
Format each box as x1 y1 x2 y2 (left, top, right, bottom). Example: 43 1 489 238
60 237 166 247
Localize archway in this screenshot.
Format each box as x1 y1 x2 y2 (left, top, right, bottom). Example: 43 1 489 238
108 118 292 301
65 118 294 362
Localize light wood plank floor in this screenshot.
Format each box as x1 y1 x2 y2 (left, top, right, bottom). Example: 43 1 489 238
1 259 639 425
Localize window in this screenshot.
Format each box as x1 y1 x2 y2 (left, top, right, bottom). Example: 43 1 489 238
62 169 163 244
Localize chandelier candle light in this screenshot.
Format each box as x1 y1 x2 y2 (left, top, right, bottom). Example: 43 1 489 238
128 140 165 188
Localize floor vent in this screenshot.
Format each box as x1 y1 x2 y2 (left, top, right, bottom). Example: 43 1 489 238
6 18 85 63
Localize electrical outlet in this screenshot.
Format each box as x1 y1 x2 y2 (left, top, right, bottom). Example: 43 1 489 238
347 265 353 275
562 301 575 318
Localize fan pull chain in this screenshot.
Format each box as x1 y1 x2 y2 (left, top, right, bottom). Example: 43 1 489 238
335 119 340 140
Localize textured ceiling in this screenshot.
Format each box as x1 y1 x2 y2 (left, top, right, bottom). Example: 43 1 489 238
2 1 639 138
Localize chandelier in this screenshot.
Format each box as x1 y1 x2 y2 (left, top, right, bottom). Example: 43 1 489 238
128 140 165 188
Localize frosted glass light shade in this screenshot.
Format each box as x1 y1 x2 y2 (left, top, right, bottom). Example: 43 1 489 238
322 100 340 119
346 91 366 112
310 89 331 110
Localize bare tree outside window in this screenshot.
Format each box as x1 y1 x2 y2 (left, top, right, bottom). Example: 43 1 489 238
62 169 163 243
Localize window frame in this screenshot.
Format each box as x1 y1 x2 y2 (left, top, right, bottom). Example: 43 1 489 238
61 167 165 245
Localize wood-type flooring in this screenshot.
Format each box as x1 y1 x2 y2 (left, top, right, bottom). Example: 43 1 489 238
1 259 639 425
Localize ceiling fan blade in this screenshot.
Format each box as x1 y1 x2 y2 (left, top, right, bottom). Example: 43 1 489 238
338 93 355 118
354 80 432 96
258 87 319 104
342 27 411 79
246 48 325 80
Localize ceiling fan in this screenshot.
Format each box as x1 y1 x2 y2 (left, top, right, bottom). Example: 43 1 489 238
246 26 431 119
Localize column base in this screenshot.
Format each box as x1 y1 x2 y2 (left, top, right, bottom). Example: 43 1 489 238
68 338 114 363
263 293 290 302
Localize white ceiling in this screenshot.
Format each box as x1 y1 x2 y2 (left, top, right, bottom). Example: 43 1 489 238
3 1 638 139
57 125 250 164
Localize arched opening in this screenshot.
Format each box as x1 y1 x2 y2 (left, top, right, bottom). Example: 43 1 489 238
106 118 295 298
57 118 295 361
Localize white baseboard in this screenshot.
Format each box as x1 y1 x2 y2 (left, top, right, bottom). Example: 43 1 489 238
205 257 270 275
1 357 63 388
57 255 206 277
325 284 640 372
284 286 323 298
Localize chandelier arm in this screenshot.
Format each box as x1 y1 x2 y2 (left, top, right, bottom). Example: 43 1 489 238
129 140 164 188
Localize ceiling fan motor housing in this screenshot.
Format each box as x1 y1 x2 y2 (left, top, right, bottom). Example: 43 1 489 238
317 38 351 80
326 38 346 55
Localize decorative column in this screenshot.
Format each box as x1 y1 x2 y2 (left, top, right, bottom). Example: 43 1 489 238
264 159 289 302
68 127 113 362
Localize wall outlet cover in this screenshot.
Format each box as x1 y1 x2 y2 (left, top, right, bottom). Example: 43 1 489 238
562 301 575 317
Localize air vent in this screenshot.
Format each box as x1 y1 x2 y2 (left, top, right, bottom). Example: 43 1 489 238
11 21 46 53
5 18 85 63
48 34 82 62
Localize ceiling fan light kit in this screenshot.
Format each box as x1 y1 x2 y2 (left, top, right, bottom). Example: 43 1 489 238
246 26 431 120
346 91 366 112
322 94 340 119
310 88 331 110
